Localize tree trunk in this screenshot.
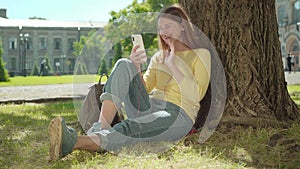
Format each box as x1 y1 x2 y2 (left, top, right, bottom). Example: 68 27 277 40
179 0 300 128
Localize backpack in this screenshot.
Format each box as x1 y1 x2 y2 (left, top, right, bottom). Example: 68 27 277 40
78 74 122 133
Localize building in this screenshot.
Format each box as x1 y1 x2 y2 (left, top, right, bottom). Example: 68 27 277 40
0 8 105 76
276 0 300 71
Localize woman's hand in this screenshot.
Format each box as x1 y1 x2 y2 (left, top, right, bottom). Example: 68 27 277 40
164 39 175 67
130 45 146 71
164 38 184 82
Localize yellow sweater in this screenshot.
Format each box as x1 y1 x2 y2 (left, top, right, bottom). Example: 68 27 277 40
143 48 211 123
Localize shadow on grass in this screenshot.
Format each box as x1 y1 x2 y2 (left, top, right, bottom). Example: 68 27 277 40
182 124 300 169
1 101 299 169
0 101 90 169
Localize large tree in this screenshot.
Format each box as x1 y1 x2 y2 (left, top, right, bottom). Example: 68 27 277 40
179 0 299 128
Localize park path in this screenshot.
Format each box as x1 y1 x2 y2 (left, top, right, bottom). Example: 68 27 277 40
0 83 92 103
0 72 299 103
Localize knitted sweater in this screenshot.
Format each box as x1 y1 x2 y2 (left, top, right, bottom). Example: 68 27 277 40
143 48 211 123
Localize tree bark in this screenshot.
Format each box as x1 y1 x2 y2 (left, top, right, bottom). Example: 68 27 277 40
179 0 300 128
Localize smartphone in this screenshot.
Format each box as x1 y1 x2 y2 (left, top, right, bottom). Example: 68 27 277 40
131 34 147 63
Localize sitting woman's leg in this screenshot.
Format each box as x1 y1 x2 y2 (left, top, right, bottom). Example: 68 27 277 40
49 59 161 160
73 135 100 152
98 100 117 129
99 58 151 124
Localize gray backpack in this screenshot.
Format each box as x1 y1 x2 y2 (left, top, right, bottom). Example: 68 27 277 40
78 74 122 133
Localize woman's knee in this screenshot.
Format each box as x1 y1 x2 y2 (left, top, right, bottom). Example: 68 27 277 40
114 58 132 69
112 58 137 76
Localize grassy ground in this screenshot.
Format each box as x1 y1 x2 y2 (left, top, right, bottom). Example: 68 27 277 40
288 85 300 106
0 84 299 169
0 75 107 86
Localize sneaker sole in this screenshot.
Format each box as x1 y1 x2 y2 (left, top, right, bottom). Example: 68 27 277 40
48 117 63 160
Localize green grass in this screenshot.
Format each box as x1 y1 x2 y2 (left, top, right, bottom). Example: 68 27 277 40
288 84 300 106
0 101 299 169
0 75 107 87
0 84 299 168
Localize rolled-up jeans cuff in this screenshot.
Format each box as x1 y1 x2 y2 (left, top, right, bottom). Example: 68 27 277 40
100 92 122 110
87 122 113 150
87 122 101 135
94 129 114 150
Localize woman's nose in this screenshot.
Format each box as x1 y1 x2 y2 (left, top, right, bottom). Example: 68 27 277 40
160 28 168 35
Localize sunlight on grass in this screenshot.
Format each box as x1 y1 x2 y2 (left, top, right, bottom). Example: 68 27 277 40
0 85 299 168
0 75 107 87
288 84 300 106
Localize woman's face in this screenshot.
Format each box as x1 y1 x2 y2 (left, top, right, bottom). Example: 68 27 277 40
157 17 183 45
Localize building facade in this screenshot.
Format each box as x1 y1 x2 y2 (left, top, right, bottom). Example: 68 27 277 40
0 9 105 76
276 0 300 71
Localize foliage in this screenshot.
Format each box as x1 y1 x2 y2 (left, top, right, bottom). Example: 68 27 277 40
0 41 9 82
146 0 178 11
106 1 157 57
98 59 108 75
29 16 46 20
30 64 39 76
70 0 178 75
74 61 88 75
112 42 123 67
43 57 52 76
73 35 87 57
105 0 178 64
73 30 108 74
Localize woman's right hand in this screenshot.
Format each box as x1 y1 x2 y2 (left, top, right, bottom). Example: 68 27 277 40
129 45 146 70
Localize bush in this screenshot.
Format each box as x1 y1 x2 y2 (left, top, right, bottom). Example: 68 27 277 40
0 44 9 82
30 64 39 76
98 59 108 75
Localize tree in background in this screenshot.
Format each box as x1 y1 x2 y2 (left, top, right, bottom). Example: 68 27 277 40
44 57 52 76
30 64 39 76
179 0 299 128
74 61 88 75
71 0 177 75
98 59 108 75
105 0 178 63
0 41 9 82
112 42 123 67
73 30 106 74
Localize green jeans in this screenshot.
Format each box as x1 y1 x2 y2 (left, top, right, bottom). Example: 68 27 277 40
90 59 193 152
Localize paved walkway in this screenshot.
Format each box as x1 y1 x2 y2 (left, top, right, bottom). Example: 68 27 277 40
0 72 299 103
284 71 300 85
0 83 92 103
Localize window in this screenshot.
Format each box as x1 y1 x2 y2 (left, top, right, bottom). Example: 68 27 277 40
9 37 17 49
68 58 75 72
278 5 286 27
10 58 16 70
54 38 62 50
294 0 300 23
26 38 32 50
39 37 47 50
291 41 299 53
68 38 75 51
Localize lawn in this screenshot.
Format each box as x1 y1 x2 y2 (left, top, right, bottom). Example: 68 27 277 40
0 81 299 168
0 75 107 87
0 103 299 168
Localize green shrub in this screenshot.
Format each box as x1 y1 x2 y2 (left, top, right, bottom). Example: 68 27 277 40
0 43 9 82
30 64 39 76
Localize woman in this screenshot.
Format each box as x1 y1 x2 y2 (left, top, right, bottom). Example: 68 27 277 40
48 4 211 160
